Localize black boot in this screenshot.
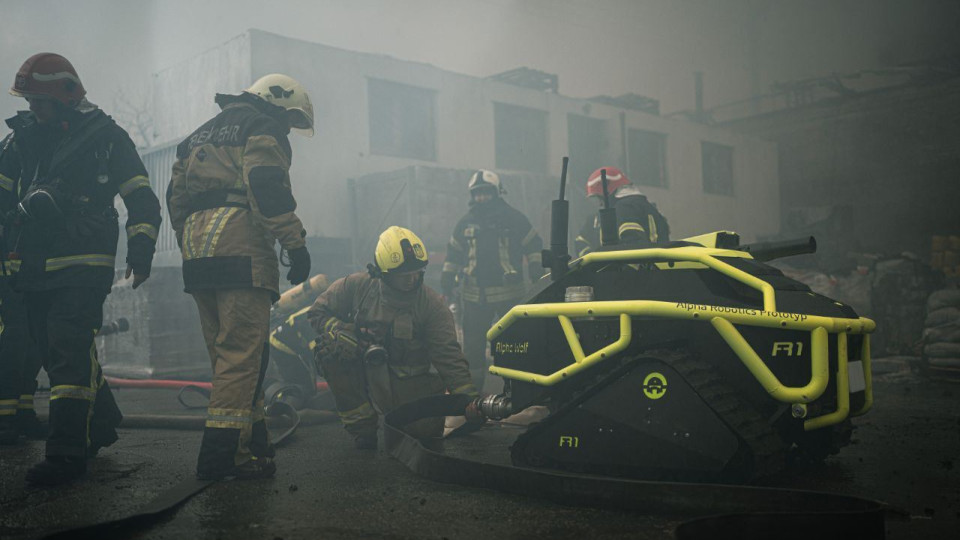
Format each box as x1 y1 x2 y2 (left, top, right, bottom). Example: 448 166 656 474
0 417 19 445
196 426 242 480
25 456 87 486
353 431 378 450
16 411 47 440
87 425 119 457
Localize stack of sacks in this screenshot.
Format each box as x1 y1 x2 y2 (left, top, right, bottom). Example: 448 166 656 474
922 288 960 378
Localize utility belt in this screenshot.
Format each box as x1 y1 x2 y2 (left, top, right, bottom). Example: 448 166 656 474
189 188 250 213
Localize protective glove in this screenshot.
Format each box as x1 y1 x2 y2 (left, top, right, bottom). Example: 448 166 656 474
316 318 362 363
286 246 311 285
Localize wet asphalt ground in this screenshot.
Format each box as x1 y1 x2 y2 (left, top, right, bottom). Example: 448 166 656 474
1 361 957 540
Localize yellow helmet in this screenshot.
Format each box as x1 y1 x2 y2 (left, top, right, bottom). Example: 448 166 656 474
372 226 428 275
244 73 314 137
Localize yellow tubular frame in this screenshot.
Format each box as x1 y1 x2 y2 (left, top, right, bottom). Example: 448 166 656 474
487 246 876 431
491 314 632 385
575 247 778 312
710 318 829 403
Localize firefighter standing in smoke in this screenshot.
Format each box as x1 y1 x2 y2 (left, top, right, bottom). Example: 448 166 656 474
574 166 670 256
167 74 313 480
441 170 544 389
0 108 47 448
309 226 477 449
0 53 161 485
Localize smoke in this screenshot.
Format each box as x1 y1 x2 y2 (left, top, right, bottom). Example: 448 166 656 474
3 0 959 128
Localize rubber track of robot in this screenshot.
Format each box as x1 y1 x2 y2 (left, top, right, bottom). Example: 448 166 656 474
657 347 786 481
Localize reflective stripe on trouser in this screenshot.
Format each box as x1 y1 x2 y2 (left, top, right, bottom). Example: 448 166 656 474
317 354 444 439
316 354 378 435
462 299 518 390
0 278 40 416
192 287 272 473
24 287 120 458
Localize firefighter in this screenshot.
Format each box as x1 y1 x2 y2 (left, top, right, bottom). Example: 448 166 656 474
1 132 45 446
167 74 313 480
1 53 161 485
309 226 477 449
0 266 45 445
574 166 670 256
441 170 544 389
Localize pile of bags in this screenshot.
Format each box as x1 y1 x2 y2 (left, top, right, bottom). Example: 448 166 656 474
922 288 960 378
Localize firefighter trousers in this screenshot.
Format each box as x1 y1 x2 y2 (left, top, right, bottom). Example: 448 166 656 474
192 288 273 476
0 278 42 434
317 355 444 439
461 299 517 390
24 287 122 458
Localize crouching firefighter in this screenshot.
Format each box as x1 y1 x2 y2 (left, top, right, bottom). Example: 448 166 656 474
167 74 313 480
309 226 477 449
2 53 161 485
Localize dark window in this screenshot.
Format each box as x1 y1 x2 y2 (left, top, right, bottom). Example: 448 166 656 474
368 78 436 161
567 114 606 190
627 129 667 188
701 141 734 195
494 103 548 173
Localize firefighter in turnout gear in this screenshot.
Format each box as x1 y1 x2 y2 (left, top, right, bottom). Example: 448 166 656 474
1 132 44 446
309 226 477 449
1 53 161 485
167 74 313 480
0 266 45 445
574 166 670 256
441 170 544 389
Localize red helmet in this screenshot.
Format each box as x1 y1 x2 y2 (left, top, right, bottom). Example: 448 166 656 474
10 53 86 107
586 167 631 198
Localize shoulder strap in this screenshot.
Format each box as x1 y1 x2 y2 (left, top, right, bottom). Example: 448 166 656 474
46 111 115 178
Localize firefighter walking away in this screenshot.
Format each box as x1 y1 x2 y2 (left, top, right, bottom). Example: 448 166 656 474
167 74 313 480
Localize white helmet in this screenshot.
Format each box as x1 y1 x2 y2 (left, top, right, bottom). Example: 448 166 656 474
245 74 314 137
467 169 504 196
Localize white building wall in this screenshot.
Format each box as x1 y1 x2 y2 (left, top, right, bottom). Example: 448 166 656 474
146 29 779 255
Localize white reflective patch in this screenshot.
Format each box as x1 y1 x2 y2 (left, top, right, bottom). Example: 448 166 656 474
848 361 866 393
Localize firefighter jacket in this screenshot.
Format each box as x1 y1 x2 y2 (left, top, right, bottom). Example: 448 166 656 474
166 93 306 300
307 272 476 396
0 108 160 291
575 191 670 257
442 197 544 304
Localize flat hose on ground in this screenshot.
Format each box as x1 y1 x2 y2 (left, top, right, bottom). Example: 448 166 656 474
383 394 888 540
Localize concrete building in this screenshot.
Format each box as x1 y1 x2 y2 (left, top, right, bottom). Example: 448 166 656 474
108 29 780 376
718 67 960 262
141 29 779 258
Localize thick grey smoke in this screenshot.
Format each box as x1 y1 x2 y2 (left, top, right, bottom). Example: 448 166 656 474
3 0 959 124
